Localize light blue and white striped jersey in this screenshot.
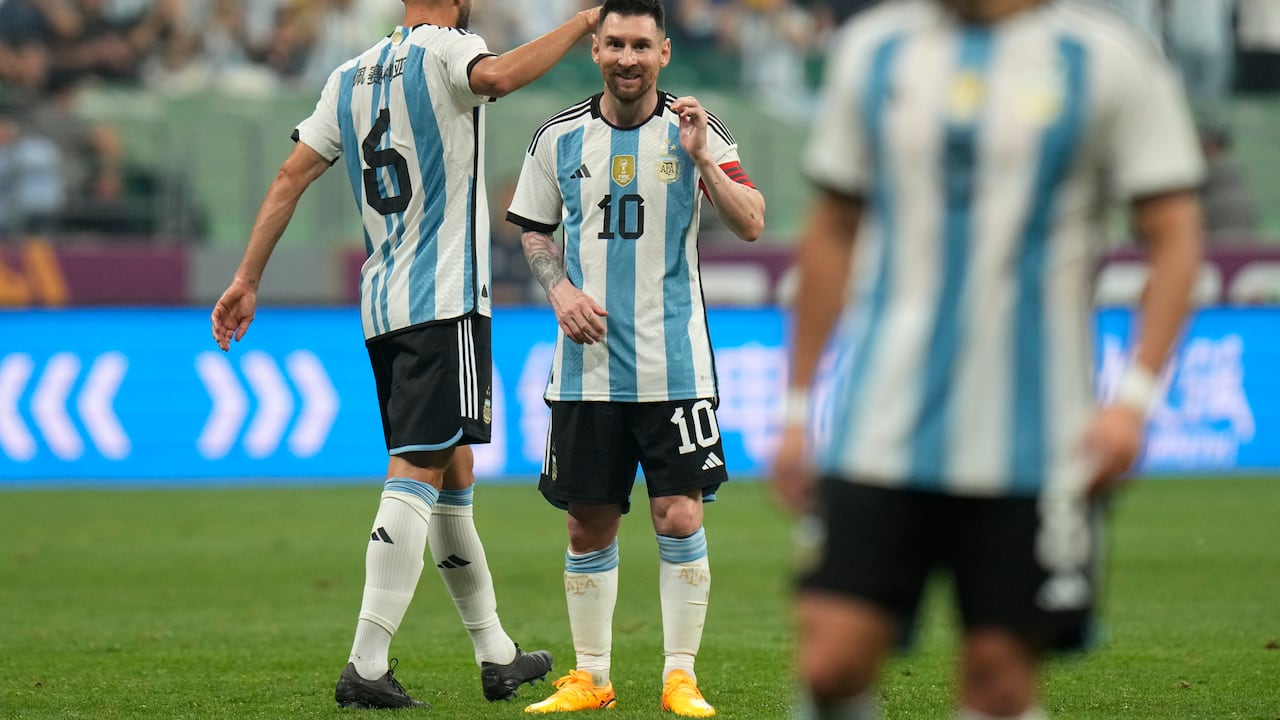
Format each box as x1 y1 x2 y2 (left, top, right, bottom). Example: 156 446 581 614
807 0 1204 496
294 24 496 339
508 92 752 402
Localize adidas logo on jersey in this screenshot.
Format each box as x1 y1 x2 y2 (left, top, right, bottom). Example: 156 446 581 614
569 164 592 179
701 452 724 471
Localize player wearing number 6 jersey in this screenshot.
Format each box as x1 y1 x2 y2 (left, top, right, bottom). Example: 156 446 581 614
210 0 603 709
506 1 764 715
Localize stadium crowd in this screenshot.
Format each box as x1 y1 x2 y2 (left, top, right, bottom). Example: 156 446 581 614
0 0 1277 244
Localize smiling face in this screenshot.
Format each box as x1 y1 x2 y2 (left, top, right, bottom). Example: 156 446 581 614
593 11 670 106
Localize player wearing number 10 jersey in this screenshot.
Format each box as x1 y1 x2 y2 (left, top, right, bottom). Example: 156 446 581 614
506 1 765 715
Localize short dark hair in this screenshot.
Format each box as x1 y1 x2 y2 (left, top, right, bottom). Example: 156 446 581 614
599 0 665 32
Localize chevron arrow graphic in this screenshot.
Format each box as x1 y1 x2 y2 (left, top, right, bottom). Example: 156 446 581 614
196 352 249 460
285 350 339 458
0 352 131 462
0 354 37 461
31 353 83 461
241 351 294 459
78 353 130 459
195 350 338 461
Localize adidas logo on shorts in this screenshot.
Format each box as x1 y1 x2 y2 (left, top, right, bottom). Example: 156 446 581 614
701 452 724 471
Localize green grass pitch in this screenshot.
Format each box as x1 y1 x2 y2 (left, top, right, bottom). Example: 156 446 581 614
1 477 1277 719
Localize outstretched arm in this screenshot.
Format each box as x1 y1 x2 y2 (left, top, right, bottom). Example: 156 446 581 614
211 142 331 351
469 7 600 98
522 229 607 345
671 96 765 242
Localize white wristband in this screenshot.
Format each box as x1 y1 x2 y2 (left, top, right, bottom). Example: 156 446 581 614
783 388 810 427
1114 364 1159 415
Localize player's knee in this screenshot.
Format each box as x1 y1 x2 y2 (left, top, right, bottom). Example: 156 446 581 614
567 504 622 552
799 642 875 701
960 630 1039 716
442 446 475 491
650 494 702 536
797 596 889 701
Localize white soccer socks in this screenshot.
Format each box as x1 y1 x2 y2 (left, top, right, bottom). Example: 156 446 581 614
349 478 438 680
428 486 516 666
565 540 620 687
657 528 711 682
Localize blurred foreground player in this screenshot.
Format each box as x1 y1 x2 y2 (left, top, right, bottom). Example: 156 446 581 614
772 0 1204 717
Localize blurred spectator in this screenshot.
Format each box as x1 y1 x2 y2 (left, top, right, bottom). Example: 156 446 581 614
0 0 81 96
1098 0 1162 45
0 109 66 235
1236 0 1280 93
808 0 881 29
727 0 819 120
1198 124 1259 240
25 85 125 216
664 0 731 46
35 0 191 91
1166 0 1236 117
476 0 587 51
298 0 382 90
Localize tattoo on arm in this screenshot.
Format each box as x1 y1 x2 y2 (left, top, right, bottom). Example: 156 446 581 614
522 230 566 297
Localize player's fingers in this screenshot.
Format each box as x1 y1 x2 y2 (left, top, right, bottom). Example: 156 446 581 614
563 316 589 345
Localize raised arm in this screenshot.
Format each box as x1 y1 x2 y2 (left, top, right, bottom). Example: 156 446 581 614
211 141 331 351
469 7 600 98
671 96 765 242
522 228 607 345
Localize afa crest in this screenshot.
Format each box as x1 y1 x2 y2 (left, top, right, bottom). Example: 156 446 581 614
656 156 680 184
612 155 636 187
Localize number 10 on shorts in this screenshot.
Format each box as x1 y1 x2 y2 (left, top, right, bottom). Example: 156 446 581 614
670 399 721 455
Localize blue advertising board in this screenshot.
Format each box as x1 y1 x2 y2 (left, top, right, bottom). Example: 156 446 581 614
0 307 1274 485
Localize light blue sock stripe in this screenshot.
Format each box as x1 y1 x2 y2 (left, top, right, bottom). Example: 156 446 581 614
565 540 620 573
384 478 439 508
438 487 474 507
657 528 707 564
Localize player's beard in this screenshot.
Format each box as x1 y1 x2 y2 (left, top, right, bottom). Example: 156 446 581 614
605 70 653 104
456 0 471 29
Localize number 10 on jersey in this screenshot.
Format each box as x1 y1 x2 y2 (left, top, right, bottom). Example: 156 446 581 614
597 194 645 240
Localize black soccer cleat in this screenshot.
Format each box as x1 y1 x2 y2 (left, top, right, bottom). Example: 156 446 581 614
335 658 427 710
480 644 554 702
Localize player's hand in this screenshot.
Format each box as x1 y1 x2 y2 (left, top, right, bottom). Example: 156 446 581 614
211 278 258 352
548 278 607 345
1081 404 1144 496
578 6 601 34
670 96 710 164
770 424 815 514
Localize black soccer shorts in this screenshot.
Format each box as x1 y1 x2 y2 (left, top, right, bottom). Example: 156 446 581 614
539 398 728 514
365 314 492 453
797 477 1099 652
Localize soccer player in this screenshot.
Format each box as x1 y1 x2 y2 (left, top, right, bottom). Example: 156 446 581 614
771 0 1204 718
505 0 765 715
209 0 603 710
